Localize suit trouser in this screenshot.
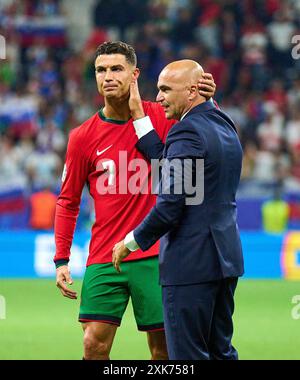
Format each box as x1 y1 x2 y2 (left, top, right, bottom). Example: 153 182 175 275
162 277 238 360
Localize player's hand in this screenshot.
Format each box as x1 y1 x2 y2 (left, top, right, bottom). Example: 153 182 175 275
198 73 216 100
129 79 145 120
112 240 130 273
56 265 77 299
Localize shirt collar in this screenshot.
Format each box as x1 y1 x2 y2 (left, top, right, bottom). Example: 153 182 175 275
180 111 189 121
181 99 215 120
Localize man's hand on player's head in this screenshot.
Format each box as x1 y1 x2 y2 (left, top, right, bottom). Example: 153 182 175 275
129 79 145 120
198 73 216 100
112 240 130 273
56 265 78 299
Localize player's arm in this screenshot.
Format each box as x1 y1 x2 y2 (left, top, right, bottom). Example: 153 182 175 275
129 79 165 160
199 73 216 101
54 130 89 299
130 75 216 161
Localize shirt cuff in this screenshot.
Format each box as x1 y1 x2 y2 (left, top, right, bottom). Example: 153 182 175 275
133 116 154 139
54 259 69 268
124 230 140 251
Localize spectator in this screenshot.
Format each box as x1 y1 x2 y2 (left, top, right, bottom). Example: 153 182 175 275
241 19 268 90
257 102 283 152
262 185 289 233
264 79 288 115
268 11 296 73
241 142 257 180
0 134 28 192
35 0 62 18
288 78 300 110
220 10 239 56
36 119 65 154
29 186 57 229
1 0 300 229
289 144 300 185
24 142 62 191
286 108 300 153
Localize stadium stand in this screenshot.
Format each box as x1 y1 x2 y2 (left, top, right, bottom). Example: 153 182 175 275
0 0 300 230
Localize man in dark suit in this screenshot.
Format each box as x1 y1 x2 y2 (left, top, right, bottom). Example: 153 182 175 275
112 60 244 360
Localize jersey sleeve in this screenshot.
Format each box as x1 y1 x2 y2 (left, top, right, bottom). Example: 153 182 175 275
54 128 89 267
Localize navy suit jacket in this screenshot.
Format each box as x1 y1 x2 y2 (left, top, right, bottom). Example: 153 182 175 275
134 101 244 286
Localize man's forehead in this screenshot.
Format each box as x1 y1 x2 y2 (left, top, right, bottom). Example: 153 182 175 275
95 54 128 67
158 70 170 83
160 67 183 80
158 70 180 87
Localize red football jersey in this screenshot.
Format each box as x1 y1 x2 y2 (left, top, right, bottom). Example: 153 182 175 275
54 101 175 266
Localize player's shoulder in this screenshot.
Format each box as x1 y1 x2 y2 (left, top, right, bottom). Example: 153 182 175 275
68 112 99 143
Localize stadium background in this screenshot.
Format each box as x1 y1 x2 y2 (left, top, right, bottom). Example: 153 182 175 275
1 0 300 359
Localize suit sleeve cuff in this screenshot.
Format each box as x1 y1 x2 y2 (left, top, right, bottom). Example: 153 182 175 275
124 230 140 251
133 116 154 139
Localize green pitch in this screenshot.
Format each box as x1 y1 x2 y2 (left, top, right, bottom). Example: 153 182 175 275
0 279 299 360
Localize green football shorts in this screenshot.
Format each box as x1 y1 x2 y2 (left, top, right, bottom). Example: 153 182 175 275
79 256 164 331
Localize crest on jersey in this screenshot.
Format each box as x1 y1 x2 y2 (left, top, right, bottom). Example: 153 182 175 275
62 164 67 182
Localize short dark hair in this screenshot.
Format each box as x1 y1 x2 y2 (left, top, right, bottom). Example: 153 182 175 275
95 41 137 66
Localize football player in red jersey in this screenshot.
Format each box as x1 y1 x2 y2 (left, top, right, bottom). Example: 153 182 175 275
54 41 216 360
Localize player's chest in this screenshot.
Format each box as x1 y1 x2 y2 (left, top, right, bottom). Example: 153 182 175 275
85 125 150 186
86 125 142 165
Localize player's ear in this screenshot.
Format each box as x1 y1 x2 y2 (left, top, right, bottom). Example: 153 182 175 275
133 68 140 80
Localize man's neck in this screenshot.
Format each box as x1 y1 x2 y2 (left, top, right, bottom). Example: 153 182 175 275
103 98 132 121
180 98 206 120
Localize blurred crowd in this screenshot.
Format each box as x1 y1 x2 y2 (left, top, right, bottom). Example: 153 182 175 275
0 0 300 228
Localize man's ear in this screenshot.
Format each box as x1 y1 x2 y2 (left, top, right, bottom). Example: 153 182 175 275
133 68 140 80
188 85 197 101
